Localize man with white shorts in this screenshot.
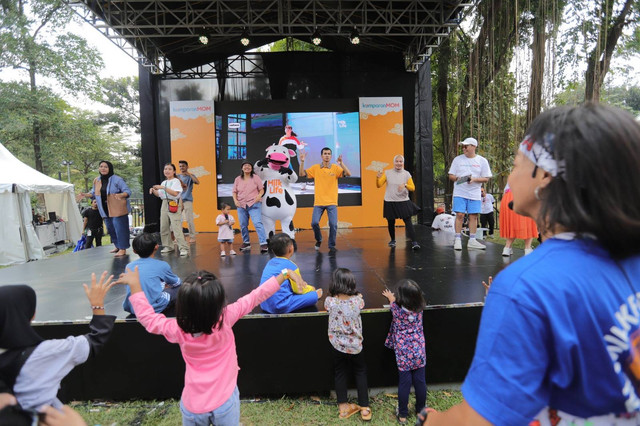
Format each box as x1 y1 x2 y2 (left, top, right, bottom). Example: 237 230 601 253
448 137 492 250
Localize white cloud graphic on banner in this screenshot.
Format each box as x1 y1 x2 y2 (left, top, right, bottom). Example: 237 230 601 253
389 123 403 136
171 128 186 141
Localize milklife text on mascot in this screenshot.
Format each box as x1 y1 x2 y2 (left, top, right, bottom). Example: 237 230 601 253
254 144 298 241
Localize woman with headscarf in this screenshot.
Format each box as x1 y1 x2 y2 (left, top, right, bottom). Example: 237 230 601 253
418 105 640 425
78 161 132 256
376 154 421 250
232 161 268 253
0 273 116 412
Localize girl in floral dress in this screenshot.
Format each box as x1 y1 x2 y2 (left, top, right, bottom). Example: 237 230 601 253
383 279 427 424
324 268 372 421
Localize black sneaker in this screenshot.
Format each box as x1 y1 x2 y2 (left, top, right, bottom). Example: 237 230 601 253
328 247 337 256
388 240 396 247
260 244 269 253
411 241 421 250
314 241 321 251
239 243 251 252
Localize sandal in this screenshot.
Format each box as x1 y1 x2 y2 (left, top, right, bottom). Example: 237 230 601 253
109 248 118 253
338 403 361 419
360 407 372 421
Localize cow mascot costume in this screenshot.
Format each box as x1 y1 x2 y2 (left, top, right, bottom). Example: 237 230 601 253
255 144 298 243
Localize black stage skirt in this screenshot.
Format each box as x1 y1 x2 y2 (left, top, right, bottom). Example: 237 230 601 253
383 200 421 220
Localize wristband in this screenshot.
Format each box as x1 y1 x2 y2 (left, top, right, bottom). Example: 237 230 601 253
91 306 104 310
281 269 289 280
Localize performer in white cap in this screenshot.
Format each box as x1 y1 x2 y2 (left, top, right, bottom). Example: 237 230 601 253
447 137 492 250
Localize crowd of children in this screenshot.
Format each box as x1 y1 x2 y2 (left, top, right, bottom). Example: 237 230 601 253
0 231 429 425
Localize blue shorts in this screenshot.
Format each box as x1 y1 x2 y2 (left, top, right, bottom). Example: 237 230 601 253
453 197 482 214
218 239 233 243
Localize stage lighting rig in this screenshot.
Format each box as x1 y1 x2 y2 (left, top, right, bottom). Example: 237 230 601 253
311 29 322 46
350 28 360 45
240 29 250 46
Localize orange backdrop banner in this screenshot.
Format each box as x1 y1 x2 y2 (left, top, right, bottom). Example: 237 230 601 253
169 101 217 232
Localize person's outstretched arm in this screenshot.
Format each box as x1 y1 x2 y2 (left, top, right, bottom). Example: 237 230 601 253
82 271 117 356
337 154 351 177
298 151 307 177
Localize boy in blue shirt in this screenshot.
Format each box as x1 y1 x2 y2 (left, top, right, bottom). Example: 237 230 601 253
122 233 181 316
259 233 322 313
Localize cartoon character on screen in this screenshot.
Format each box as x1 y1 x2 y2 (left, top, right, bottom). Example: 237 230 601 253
254 144 298 241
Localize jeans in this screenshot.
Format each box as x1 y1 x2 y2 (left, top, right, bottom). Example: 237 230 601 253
103 215 130 250
237 203 267 245
333 348 369 407
179 386 239 426
311 205 338 248
397 367 427 418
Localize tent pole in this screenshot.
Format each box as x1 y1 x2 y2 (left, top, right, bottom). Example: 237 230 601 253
14 184 31 262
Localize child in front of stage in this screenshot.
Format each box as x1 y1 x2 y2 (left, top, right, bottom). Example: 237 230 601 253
216 202 236 257
116 265 300 426
0 272 116 412
324 268 372 421
382 280 427 425
259 233 322 314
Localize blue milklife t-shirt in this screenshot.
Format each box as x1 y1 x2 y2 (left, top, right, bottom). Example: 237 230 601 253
259 257 298 314
462 237 640 425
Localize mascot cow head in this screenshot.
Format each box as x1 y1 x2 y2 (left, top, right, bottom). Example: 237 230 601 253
265 144 296 170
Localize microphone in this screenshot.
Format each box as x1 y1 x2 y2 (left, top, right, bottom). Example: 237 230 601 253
508 201 514 210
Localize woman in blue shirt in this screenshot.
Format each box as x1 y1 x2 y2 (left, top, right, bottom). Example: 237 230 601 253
422 105 640 425
78 161 131 256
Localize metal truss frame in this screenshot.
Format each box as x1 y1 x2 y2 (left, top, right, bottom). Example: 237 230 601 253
65 0 475 76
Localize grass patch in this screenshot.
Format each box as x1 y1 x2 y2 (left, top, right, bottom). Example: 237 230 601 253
484 233 540 250
72 391 463 425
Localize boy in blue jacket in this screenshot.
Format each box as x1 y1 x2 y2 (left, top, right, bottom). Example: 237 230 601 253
122 233 181 316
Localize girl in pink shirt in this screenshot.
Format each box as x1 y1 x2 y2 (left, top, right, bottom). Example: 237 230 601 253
117 266 299 425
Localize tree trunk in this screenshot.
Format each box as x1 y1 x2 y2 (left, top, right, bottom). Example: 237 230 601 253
437 38 454 207
585 0 634 102
29 62 44 173
526 14 546 129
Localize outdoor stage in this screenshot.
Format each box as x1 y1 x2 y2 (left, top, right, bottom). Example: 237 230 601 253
0 225 524 401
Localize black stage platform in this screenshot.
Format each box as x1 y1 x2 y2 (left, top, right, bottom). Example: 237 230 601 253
0 226 525 400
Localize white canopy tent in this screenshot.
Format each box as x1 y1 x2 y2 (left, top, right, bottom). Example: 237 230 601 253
0 143 83 265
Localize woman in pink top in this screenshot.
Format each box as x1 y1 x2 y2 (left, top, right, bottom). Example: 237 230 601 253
232 161 268 253
117 266 300 426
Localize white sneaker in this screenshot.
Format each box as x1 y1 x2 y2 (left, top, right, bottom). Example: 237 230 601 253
230 250 237 255
502 246 513 256
453 239 462 250
220 251 226 257
467 239 486 250
161 247 173 254
524 248 534 255
179 249 188 257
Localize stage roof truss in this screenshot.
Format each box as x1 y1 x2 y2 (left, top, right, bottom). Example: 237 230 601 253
66 0 475 75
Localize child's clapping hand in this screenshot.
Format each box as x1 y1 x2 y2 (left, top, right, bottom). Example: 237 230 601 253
382 288 395 303
82 271 115 312
482 276 493 296
115 266 143 294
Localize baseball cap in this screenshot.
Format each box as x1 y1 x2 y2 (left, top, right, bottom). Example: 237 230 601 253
459 137 478 147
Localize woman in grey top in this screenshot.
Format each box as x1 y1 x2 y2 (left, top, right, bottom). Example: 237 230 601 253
376 155 420 249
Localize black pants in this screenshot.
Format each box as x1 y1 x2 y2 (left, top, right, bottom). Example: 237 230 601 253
480 213 494 235
387 218 416 242
85 228 103 248
398 366 427 418
333 348 369 407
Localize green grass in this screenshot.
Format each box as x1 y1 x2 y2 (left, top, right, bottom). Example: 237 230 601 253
71 390 463 425
484 233 540 250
